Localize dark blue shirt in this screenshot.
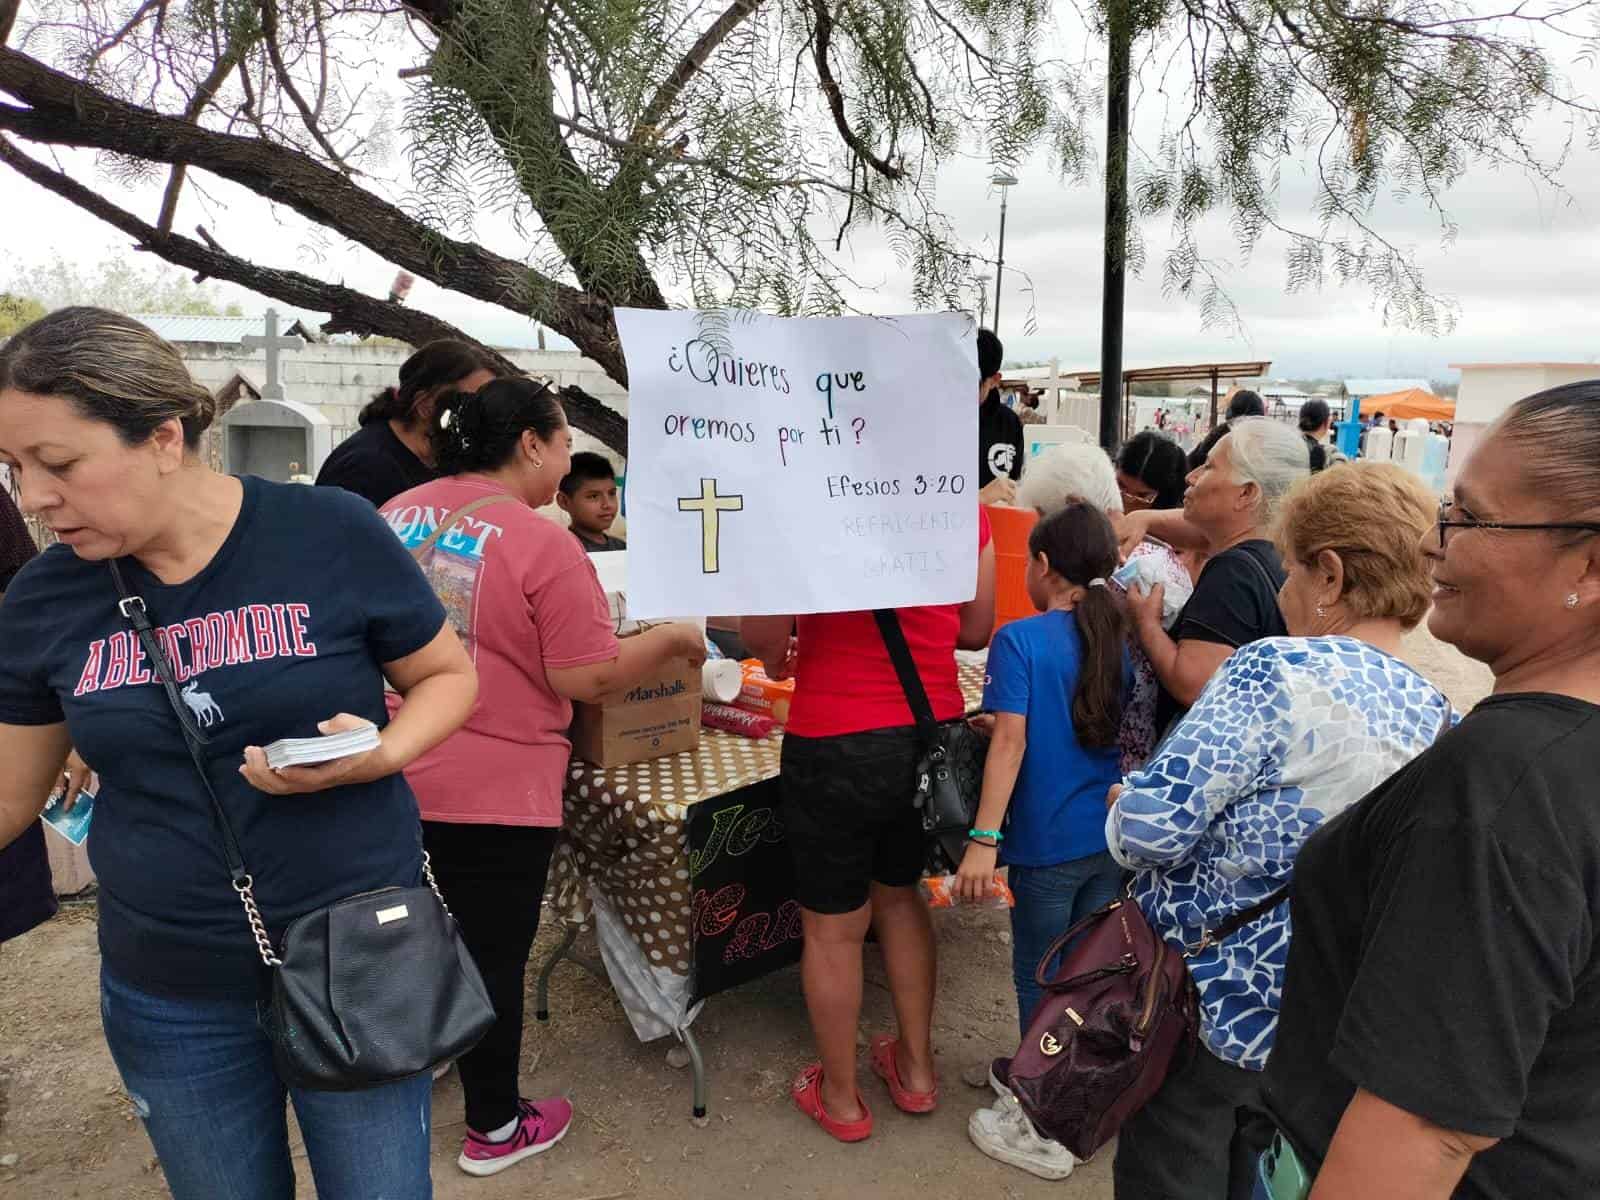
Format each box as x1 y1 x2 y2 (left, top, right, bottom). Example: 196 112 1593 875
982 609 1129 867
0 477 446 999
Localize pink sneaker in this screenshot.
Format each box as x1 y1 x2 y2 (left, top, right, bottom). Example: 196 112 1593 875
457 1097 574 1177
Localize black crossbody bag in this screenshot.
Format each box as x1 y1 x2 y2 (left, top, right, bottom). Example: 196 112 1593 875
873 609 988 873
109 560 494 1091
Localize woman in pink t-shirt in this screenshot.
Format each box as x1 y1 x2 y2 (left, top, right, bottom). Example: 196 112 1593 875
743 513 995 1142
382 378 704 1179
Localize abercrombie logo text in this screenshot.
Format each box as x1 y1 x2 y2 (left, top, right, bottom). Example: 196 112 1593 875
74 604 318 696
622 679 687 703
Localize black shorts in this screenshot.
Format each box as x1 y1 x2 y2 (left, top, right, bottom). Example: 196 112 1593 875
781 726 925 915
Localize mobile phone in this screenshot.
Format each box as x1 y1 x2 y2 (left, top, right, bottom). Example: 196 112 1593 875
1254 1133 1313 1200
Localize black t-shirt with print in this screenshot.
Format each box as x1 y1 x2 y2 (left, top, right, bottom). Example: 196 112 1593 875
573 529 627 554
315 420 438 507
1153 538 1287 733
0 478 447 999
1262 693 1600 1198
978 396 1024 487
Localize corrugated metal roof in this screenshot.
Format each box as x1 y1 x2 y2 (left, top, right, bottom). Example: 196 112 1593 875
1342 377 1429 396
134 313 319 344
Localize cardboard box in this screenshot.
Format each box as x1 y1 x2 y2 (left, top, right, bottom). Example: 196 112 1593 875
570 649 703 767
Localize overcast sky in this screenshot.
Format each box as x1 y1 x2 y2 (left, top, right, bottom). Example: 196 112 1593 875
3 8 1597 382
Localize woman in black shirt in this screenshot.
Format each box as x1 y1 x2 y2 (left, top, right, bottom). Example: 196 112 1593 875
1123 416 1310 734
1253 381 1600 1198
315 340 497 506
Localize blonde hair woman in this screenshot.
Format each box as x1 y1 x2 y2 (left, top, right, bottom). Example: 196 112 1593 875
0 308 477 1200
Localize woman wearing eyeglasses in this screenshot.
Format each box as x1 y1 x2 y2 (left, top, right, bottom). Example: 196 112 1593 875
1115 431 1189 514
1247 381 1600 1199
1103 463 1451 1198
379 379 705 1177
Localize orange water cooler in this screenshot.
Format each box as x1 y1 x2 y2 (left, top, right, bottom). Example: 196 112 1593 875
985 504 1038 638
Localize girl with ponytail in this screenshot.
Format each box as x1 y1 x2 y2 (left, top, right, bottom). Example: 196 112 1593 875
957 502 1130 1163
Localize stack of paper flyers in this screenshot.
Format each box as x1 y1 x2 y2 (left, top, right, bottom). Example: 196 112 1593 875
264 723 380 770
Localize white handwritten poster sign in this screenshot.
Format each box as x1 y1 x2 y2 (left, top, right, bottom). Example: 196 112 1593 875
615 309 979 618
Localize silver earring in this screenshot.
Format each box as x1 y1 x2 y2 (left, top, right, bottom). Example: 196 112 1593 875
1567 594 1580 609
1315 605 1327 619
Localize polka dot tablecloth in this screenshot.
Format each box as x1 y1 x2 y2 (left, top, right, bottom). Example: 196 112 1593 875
549 660 987 980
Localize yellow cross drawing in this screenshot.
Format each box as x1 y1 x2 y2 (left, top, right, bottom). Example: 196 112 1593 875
677 477 744 574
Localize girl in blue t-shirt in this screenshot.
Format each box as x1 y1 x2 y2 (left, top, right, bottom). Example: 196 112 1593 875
955 502 1129 1039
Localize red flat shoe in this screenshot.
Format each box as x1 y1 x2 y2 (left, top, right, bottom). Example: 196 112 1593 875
869 1035 939 1114
791 1064 873 1142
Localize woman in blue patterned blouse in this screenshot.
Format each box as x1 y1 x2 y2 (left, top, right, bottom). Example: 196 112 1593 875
1104 462 1453 1200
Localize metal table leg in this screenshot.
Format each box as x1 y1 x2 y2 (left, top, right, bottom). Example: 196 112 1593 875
679 1025 708 1120
533 920 711 1120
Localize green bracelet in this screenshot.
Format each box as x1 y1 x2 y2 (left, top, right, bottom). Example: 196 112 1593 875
969 828 1004 842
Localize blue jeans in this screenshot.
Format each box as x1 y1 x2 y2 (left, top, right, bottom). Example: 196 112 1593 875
99 968 432 1200
1008 852 1126 1035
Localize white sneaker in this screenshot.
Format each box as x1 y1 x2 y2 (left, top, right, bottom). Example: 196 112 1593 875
968 1098 1076 1181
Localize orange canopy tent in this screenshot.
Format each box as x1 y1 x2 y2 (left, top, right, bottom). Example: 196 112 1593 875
1365 387 1454 422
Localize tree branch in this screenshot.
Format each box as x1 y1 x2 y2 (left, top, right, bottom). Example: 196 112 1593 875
258 0 354 172
0 46 626 383
0 135 627 451
157 48 244 233
634 0 766 136
423 12 669 309
809 0 904 181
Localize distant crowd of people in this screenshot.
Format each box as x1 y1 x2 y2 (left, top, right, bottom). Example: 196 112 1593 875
0 309 1597 1200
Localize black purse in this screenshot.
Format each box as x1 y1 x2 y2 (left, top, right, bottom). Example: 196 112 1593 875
872 610 988 873
109 561 495 1091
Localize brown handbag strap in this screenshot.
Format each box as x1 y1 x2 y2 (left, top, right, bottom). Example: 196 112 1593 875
409 493 519 559
1035 901 1139 989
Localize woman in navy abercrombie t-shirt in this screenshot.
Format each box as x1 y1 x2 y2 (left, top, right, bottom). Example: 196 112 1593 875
0 308 478 1200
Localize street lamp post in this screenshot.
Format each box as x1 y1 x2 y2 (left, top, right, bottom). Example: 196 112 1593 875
991 172 1018 332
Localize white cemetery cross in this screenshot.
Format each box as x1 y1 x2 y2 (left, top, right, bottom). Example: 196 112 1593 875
615 309 978 618
240 308 304 401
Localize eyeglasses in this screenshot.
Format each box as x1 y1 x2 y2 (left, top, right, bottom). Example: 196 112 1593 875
1436 498 1600 550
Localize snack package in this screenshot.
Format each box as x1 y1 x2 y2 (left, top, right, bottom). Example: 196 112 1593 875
734 659 796 725
702 702 777 739
919 873 1016 910
1112 556 1188 628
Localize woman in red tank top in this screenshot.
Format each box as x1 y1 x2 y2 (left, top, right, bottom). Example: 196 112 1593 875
744 511 995 1142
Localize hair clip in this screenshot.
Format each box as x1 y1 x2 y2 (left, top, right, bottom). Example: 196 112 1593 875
1088 578 1108 588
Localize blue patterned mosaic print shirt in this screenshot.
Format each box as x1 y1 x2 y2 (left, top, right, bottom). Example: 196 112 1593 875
1106 636 1453 1070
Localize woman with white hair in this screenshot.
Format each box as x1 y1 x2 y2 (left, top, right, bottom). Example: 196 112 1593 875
1124 417 1310 736
1015 442 1123 515
1017 442 1195 770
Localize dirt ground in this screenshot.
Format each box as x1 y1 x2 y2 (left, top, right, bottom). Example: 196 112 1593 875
0 625 1493 1200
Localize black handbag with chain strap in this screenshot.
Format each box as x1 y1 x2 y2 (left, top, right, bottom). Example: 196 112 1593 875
108 559 494 1091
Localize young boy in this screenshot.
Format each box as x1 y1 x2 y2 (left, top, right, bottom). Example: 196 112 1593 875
558 452 627 552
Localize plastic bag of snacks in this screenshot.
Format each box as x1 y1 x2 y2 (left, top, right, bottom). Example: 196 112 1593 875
734 659 795 724
919 873 1016 910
